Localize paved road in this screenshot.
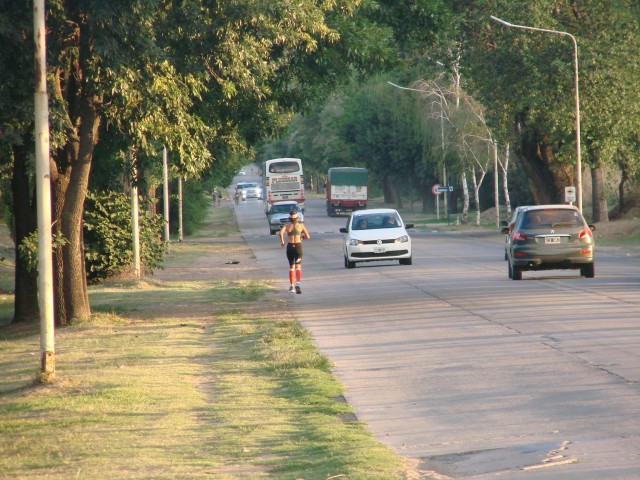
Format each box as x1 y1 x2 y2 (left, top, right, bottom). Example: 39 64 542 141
234 189 640 479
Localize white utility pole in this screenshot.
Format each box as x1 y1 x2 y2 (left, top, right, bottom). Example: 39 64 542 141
493 141 500 228
130 151 141 279
162 146 170 253
178 175 184 242
33 0 55 380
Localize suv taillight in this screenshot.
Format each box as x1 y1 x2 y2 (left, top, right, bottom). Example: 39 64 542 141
512 231 527 241
578 229 592 240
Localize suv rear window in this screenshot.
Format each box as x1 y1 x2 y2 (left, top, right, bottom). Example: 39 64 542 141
522 209 583 228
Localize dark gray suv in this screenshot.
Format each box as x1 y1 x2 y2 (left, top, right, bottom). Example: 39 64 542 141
502 205 595 280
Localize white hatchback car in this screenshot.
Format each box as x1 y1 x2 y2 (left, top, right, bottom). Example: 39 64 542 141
339 208 413 268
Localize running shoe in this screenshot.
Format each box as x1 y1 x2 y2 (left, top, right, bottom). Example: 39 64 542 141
289 286 295 293
295 285 302 294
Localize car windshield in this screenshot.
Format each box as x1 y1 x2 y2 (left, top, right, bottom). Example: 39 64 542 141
352 213 400 230
522 209 583 228
271 204 296 214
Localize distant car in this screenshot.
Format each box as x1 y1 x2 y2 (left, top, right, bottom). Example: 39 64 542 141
500 206 530 260
238 170 246 176
266 201 304 235
502 204 595 280
235 181 261 200
339 208 413 269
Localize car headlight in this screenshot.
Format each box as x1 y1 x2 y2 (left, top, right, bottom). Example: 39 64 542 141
395 235 409 243
347 238 363 246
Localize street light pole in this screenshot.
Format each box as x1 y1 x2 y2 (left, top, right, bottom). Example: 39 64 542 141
34 0 55 381
490 16 582 213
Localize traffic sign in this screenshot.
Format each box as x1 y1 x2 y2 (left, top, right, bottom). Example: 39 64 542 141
565 186 576 203
433 185 453 194
431 183 442 195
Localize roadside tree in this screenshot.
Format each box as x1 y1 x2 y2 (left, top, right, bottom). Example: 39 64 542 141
459 1 640 219
1 0 393 325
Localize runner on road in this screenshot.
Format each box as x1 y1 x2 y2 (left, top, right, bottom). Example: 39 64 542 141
279 210 310 294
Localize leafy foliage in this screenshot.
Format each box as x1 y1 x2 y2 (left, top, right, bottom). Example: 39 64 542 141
3 0 407 323
83 192 165 284
460 1 640 167
169 179 210 236
17 231 67 273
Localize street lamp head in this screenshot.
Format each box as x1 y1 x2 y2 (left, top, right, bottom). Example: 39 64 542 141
487 14 582 213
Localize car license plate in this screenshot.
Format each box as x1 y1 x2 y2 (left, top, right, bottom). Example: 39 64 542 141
545 236 561 244
282 195 288 199
373 246 386 253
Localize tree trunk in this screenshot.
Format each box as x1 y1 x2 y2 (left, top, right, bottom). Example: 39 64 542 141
49 13 102 325
514 113 573 204
618 167 629 216
461 172 469 224
52 92 101 325
147 184 158 216
382 175 395 204
471 166 481 226
502 143 511 218
449 187 459 215
393 184 403 209
11 139 40 324
421 190 431 213
591 164 609 222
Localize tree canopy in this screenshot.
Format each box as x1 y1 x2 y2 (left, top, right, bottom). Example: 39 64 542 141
0 0 405 325
265 0 640 220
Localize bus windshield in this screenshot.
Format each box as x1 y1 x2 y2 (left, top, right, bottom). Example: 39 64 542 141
268 161 300 174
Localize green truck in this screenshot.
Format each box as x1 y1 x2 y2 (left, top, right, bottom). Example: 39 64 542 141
325 167 368 216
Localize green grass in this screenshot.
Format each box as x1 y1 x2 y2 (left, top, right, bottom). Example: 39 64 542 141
189 206 238 239
90 278 265 314
162 241 246 266
594 227 640 247
0 296 405 479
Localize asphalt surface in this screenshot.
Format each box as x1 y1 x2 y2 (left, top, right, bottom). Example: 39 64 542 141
234 188 640 479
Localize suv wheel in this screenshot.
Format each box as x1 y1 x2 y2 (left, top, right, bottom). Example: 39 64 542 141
511 263 522 280
581 263 595 278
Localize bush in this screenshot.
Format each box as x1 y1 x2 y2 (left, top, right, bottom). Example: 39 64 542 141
84 191 165 284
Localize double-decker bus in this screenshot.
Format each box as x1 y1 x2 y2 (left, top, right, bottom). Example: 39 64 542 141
262 158 305 212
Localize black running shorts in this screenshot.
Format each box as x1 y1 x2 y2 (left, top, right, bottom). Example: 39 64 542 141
286 243 303 266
